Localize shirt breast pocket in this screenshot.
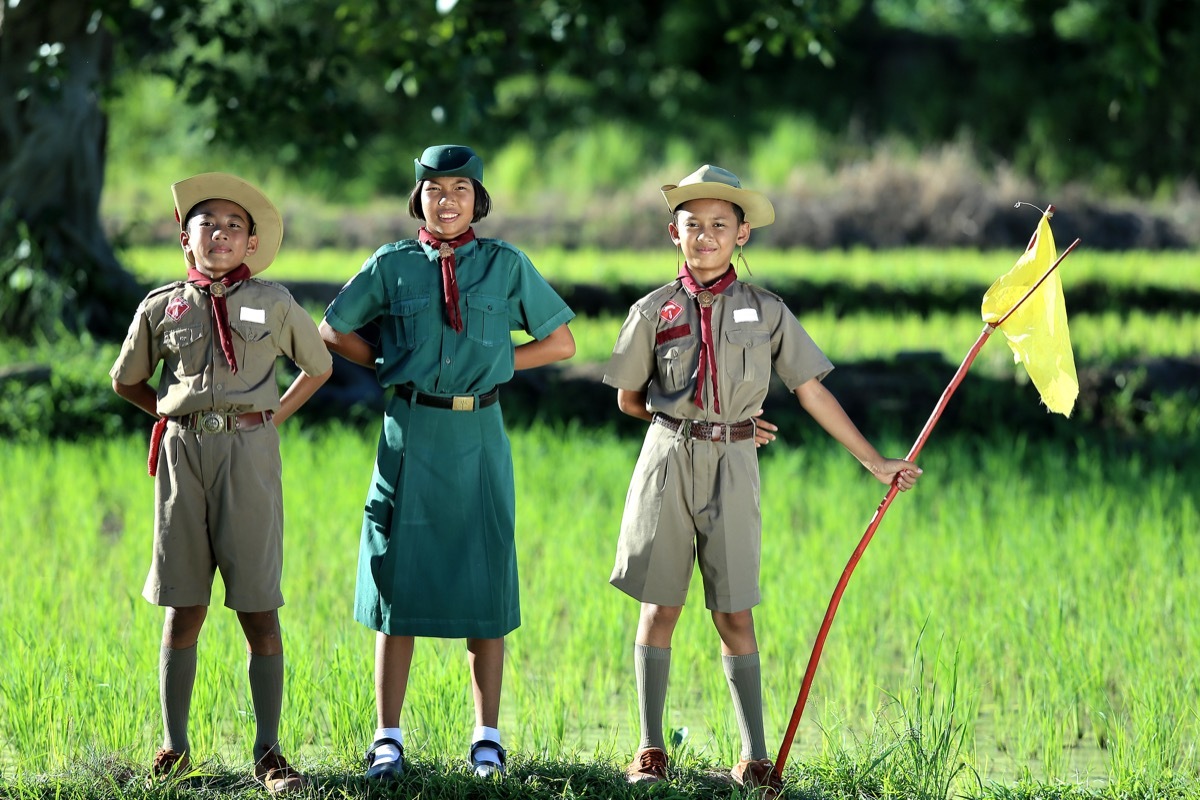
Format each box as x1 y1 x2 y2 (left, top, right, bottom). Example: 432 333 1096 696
390 295 431 350
655 337 698 393
725 329 771 383
465 294 508 347
162 325 206 375
230 321 275 378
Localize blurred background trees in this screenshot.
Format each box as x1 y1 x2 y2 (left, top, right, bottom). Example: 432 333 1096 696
2 0 1196 338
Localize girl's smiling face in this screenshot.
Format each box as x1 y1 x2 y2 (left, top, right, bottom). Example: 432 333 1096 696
420 176 476 240
669 198 751 283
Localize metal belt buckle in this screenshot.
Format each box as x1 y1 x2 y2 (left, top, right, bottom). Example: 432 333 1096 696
451 395 475 411
200 412 226 434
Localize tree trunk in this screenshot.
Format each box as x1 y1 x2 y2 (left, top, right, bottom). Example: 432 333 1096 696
1 1 142 340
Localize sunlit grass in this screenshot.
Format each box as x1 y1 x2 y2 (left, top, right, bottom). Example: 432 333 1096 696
2 427 1199 797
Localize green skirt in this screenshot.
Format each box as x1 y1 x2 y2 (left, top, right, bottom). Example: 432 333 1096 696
353 393 519 638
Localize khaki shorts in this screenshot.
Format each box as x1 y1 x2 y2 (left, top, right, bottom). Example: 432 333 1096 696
610 423 762 612
144 422 285 612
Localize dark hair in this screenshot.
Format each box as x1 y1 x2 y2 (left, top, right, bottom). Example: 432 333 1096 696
407 179 492 222
185 201 257 234
672 200 745 226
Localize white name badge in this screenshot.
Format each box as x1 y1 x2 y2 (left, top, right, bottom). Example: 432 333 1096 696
240 307 266 324
734 308 759 323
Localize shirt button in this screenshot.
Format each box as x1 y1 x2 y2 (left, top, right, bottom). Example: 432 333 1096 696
215 384 223 391
444 357 451 364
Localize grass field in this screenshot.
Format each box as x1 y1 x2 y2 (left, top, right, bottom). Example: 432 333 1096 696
1 426 1198 799
2 244 1197 799
119 244 1200 291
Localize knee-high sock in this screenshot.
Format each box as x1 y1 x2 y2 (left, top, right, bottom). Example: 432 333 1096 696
723 652 767 760
248 652 284 758
634 644 671 751
160 644 197 754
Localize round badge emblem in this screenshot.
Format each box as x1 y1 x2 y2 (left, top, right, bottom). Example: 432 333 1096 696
209 283 226 298
697 290 716 307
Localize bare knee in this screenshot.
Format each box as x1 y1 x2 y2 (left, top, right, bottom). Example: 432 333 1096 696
162 606 207 648
236 609 282 656
711 609 757 655
636 603 683 648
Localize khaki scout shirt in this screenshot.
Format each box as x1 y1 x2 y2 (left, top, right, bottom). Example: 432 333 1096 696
604 278 833 422
110 278 333 417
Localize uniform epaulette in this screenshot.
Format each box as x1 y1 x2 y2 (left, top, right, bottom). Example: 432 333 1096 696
143 280 185 300
741 281 786 303
250 277 297 300
633 281 684 320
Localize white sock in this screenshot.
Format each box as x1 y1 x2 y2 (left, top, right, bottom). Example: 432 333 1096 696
372 727 403 764
472 725 502 765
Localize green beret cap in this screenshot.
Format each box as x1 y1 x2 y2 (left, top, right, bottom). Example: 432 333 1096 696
414 144 484 183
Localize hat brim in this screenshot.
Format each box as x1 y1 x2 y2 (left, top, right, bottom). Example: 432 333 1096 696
660 183 775 229
172 173 283 274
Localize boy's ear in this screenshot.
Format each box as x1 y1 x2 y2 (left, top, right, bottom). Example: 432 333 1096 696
245 233 259 256
180 229 196 264
667 220 682 246
736 221 751 246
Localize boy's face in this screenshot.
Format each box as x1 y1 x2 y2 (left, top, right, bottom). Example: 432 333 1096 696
669 198 751 283
420 176 475 240
181 198 259 278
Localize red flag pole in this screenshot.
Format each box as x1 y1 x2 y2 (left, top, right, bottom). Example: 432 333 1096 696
773 235 1081 778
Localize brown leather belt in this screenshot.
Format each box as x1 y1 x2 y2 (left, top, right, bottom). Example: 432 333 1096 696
652 412 755 442
395 384 499 411
173 410 273 434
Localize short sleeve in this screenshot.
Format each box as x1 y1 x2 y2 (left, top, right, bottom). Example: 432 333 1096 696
603 303 656 391
772 309 834 390
507 249 574 340
279 294 334 377
325 255 388 333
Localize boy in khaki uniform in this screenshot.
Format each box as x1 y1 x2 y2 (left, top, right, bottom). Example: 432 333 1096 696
605 166 922 795
111 173 333 793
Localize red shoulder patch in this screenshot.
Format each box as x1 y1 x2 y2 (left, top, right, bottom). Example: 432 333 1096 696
165 296 190 321
659 300 683 323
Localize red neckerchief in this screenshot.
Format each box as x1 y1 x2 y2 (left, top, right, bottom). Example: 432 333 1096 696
418 226 476 333
678 264 738 413
187 264 252 373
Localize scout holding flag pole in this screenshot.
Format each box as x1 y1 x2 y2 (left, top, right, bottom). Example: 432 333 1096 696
774 205 1081 779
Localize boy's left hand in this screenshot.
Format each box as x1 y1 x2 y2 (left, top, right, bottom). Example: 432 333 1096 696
751 410 777 448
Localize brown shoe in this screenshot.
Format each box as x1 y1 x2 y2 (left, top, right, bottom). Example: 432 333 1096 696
731 757 783 797
253 751 309 794
148 749 191 785
626 747 668 784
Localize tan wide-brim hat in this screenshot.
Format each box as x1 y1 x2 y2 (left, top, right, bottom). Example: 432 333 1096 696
171 172 283 274
660 164 775 229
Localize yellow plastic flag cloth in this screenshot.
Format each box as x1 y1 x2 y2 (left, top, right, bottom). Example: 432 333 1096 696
980 212 1078 416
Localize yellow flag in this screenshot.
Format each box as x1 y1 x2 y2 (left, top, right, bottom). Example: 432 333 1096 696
980 212 1078 416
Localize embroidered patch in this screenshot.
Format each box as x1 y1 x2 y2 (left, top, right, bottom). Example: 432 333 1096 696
659 300 683 322
165 297 190 321
734 308 759 323
656 324 691 345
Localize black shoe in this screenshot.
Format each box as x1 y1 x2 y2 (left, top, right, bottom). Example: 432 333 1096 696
364 737 404 782
468 739 506 778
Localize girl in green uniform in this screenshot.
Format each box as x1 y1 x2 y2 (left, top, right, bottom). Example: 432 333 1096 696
319 145 575 780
